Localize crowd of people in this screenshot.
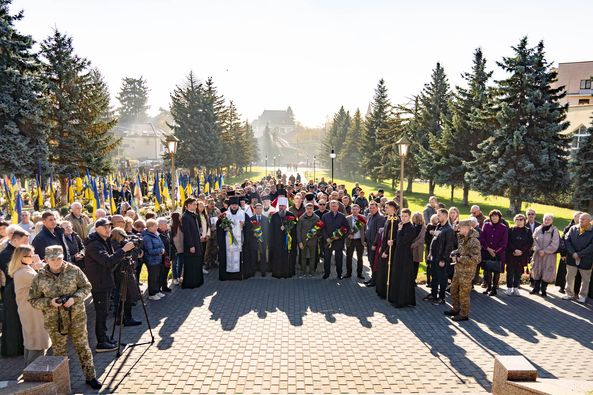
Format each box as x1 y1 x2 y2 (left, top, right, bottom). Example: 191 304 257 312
1 172 592 389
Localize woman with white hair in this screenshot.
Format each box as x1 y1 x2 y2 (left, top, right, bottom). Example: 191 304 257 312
530 214 560 297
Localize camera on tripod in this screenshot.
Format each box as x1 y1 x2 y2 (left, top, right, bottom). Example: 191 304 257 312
123 234 144 259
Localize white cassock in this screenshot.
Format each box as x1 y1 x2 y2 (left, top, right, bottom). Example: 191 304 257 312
225 208 245 273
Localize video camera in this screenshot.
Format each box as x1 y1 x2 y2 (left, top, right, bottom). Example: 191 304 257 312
122 234 144 260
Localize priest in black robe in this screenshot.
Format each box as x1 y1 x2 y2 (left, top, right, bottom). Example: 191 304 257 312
270 197 297 278
388 208 417 307
376 201 399 299
216 196 253 280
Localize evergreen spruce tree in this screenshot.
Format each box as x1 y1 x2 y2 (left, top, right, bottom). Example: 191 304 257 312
116 76 150 124
413 62 452 195
361 79 391 181
572 117 593 213
468 37 569 214
320 106 350 168
431 49 494 204
339 109 363 178
40 29 119 200
0 0 49 177
169 71 223 174
219 100 241 173
376 112 407 190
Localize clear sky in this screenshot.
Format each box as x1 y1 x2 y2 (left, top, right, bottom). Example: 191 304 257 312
12 0 593 127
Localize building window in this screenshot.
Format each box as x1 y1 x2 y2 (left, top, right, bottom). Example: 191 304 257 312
580 79 592 89
572 125 590 153
578 99 590 105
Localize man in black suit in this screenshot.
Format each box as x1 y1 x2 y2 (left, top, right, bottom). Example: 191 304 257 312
364 201 386 286
250 203 270 276
321 200 350 279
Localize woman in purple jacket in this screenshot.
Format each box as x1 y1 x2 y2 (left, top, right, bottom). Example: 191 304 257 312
480 210 508 296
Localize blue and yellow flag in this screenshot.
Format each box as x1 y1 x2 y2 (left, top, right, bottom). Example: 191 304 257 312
153 172 162 212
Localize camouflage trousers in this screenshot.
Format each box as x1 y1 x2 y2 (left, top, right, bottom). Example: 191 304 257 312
451 269 475 318
47 308 95 380
204 237 218 267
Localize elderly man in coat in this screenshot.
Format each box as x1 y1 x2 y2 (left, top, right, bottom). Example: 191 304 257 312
563 213 593 303
296 203 320 276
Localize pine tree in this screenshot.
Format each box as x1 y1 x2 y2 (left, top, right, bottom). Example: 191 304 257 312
361 79 391 181
468 37 570 214
320 107 350 168
376 112 407 190
0 0 49 177
572 117 593 213
169 71 223 174
413 62 452 195
116 76 150 124
339 109 363 178
40 29 119 200
431 49 494 204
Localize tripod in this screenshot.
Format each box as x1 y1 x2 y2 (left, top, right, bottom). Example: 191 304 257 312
111 260 155 357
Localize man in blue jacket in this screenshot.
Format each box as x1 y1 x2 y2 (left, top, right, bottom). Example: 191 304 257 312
321 200 350 279
564 213 593 303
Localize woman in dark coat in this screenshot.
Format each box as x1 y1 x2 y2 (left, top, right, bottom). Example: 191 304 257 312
480 210 508 296
0 242 24 357
181 197 204 289
377 201 399 299
388 208 417 307
505 214 533 296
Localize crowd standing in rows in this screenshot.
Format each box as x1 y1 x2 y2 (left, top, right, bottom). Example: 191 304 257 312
1 173 592 389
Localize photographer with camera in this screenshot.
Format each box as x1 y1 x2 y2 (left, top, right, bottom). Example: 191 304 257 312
28 246 102 390
109 227 142 326
83 218 135 353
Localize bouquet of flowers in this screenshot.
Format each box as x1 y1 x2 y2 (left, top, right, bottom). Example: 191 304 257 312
351 215 367 234
282 213 297 251
218 212 237 245
327 226 348 248
305 220 325 241
251 219 264 244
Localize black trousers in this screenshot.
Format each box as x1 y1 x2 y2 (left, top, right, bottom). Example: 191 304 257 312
147 265 161 296
159 264 170 290
430 261 448 299
91 290 111 343
324 245 344 277
346 239 364 276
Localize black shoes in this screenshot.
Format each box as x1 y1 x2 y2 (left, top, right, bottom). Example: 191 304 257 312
365 280 376 287
96 342 117 353
261 272 266 277
422 295 435 301
322 274 329 279
488 289 497 296
161 287 172 293
482 288 491 295
337 275 343 280
86 378 102 390
357 274 365 280
432 298 445 306
124 318 142 327
444 310 459 316
541 291 547 297
529 289 538 295
452 315 469 322
343 274 352 278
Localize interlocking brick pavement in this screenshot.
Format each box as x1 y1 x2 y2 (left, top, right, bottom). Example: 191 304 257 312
1 259 593 394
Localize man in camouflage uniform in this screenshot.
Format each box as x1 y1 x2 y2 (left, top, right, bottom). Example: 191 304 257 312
445 219 482 321
296 203 320 276
28 246 102 390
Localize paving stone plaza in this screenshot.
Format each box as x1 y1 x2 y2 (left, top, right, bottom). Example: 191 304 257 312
1 261 593 394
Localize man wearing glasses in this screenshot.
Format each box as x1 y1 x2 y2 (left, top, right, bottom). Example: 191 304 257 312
525 208 541 234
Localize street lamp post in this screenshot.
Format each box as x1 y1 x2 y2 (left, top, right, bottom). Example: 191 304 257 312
330 148 336 184
166 134 179 209
396 136 411 210
265 155 268 177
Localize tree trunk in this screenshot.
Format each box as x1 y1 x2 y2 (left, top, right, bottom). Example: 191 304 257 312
59 176 69 207
406 177 413 193
462 183 470 206
450 185 455 204
509 195 522 215
428 179 435 196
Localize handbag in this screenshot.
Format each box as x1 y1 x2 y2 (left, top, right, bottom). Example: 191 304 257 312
163 253 171 268
484 257 503 273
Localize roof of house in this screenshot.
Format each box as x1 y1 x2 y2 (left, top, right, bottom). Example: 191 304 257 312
253 109 295 127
